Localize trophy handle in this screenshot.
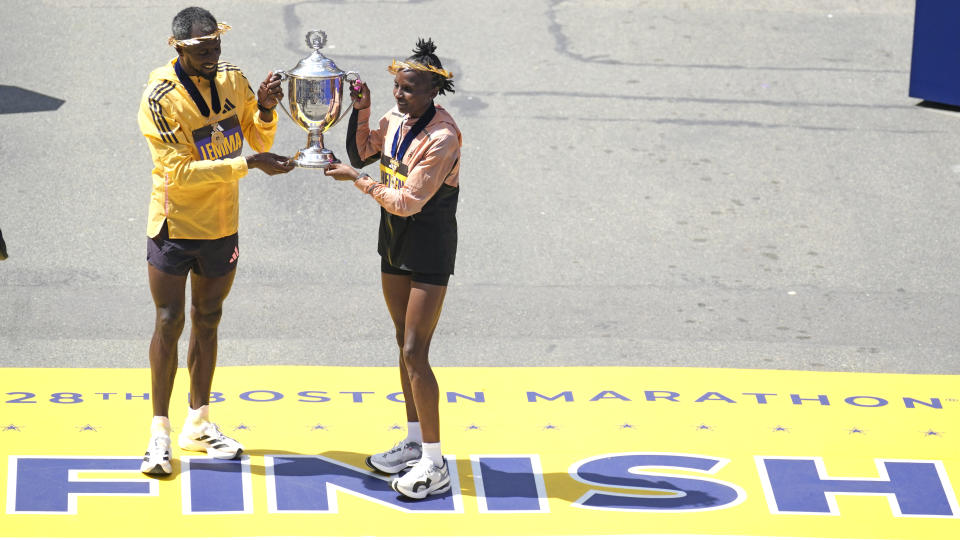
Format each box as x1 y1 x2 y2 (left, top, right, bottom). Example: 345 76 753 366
344 71 361 99
333 71 361 124
272 69 307 132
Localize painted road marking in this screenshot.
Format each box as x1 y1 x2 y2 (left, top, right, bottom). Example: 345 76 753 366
0 366 957 539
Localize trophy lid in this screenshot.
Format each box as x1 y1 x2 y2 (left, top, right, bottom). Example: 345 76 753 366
288 30 345 79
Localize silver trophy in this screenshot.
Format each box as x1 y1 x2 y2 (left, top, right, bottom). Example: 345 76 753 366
275 30 359 168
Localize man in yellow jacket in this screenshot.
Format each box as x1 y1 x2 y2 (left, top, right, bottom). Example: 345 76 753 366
137 6 294 475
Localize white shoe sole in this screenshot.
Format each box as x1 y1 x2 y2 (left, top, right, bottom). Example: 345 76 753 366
140 461 172 475
391 476 451 499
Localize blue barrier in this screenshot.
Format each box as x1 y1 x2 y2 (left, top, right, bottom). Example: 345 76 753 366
909 1 960 106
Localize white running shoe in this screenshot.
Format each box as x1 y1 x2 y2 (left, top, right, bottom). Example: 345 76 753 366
366 440 422 474
391 457 450 499
140 433 172 475
178 422 243 459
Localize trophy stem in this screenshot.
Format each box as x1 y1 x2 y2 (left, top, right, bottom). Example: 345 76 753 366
293 127 339 168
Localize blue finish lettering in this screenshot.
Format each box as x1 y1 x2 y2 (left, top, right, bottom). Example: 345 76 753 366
759 457 958 516
473 456 547 512
184 457 250 514
571 453 744 512
9 457 154 514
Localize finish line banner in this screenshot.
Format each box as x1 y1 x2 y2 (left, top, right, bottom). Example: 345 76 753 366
0 366 958 539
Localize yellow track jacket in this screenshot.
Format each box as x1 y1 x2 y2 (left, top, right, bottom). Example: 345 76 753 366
138 58 278 239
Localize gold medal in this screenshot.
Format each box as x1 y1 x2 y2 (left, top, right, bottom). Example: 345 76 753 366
211 123 225 146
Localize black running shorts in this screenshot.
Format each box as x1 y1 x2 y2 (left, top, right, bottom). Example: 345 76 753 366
380 257 450 286
147 221 239 277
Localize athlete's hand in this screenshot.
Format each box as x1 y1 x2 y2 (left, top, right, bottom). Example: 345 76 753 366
258 72 284 110
350 80 370 111
247 152 295 175
323 162 359 181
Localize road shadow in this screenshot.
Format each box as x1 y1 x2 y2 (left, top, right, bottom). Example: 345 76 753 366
240 450 723 508
916 100 960 114
0 85 65 114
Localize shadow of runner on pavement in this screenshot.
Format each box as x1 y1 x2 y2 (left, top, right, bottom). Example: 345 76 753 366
0 85 65 114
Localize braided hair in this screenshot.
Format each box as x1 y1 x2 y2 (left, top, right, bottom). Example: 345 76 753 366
407 38 455 95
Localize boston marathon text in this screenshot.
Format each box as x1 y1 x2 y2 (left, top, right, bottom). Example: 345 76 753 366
2 389 951 409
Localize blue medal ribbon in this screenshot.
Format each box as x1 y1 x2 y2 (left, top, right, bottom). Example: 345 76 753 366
390 103 436 167
175 58 221 117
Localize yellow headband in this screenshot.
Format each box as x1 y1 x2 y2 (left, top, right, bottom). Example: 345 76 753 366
388 59 453 80
168 23 231 47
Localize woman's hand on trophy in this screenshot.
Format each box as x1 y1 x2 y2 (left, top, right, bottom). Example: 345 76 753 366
323 162 360 181
350 80 370 110
257 72 284 110
247 152 295 175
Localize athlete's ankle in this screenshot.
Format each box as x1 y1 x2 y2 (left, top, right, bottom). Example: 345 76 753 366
151 416 171 436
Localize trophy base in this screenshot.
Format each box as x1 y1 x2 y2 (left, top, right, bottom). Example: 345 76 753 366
292 147 340 169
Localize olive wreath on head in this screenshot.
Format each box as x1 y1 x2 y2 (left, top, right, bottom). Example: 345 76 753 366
407 38 455 95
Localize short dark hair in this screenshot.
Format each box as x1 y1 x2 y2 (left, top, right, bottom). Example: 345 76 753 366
407 38 455 95
172 6 217 40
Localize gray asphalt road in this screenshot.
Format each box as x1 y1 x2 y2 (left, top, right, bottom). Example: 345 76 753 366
1 0 957 373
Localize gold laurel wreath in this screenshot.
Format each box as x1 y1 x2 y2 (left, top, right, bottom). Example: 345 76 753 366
168 23 231 47
388 60 454 80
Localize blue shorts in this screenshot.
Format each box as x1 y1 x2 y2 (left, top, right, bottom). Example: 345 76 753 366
147 221 238 277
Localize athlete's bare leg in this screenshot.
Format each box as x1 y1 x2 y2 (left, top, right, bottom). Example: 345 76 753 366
148 265 187 417
382 273 418 422
148 266 236 416
381 273 447 444
186 269 235 409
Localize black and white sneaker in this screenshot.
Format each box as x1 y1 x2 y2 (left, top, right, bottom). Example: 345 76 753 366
391 457 450 499
178 422 243 459
140 433 172 475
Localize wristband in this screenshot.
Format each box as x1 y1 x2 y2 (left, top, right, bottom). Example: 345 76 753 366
257 102 274 114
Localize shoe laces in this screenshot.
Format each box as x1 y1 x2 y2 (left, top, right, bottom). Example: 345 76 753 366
149 434 170 453
404 457 439 476
385 440 408 455
204 422 239 444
